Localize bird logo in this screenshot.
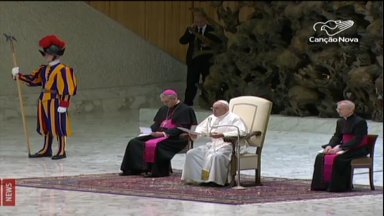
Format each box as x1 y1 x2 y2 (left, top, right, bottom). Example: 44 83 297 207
313 20 354 37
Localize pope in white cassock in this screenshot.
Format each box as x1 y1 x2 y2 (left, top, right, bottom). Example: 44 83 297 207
181 100 249 186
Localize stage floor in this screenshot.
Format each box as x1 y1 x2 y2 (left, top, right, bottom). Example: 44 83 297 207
0 110 382 215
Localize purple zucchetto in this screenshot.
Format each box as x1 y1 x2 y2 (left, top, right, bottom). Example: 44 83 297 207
162 89 178 95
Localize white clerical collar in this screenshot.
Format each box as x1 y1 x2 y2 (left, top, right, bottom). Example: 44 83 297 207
216 111 230 120
344 113 354 120
49 60 61 66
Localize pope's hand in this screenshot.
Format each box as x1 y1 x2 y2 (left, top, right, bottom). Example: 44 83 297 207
210 132 224 139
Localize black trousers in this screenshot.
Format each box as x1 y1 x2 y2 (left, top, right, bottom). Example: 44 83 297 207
184 55 213 106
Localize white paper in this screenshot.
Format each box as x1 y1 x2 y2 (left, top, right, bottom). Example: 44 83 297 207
318 149 346 154
137 133 150 137
177 127 205 136
139 127 152 135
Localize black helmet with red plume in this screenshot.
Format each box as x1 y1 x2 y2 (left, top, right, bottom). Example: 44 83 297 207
38 35 67 57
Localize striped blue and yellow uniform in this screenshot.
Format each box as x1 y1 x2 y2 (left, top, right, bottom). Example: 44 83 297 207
18 62 77 156
19 63 77 136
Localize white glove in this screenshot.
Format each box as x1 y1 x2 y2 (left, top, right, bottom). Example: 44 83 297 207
57 107 67 113
12 67 20 79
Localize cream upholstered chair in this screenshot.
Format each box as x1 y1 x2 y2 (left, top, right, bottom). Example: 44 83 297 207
226 96 273 186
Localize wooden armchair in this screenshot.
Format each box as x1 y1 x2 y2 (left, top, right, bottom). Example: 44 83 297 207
179 96 272 186
226 96 273 186
350 134 379 190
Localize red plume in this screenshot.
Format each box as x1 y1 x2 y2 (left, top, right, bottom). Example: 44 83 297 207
39 35 66 49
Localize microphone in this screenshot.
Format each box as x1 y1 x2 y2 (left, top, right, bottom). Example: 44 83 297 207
207 117 213 137
207 117 212 127
210 124 245 190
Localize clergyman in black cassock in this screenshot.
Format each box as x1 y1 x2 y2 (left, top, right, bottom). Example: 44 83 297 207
311 100 370 192
120 90 198 177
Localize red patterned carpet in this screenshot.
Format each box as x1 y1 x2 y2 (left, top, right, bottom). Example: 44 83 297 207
16 170 382 205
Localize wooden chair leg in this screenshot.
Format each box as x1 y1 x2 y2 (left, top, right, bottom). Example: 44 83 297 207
256 169 262 186
229 157 237 187
231 174 236 186
255 169 258 185
369 167 375 190
350 167 354 190
225 176 236 187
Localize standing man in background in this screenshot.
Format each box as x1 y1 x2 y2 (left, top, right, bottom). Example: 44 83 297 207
179 14 221 106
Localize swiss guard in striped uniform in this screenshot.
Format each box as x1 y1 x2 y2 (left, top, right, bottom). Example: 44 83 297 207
11 35 77 160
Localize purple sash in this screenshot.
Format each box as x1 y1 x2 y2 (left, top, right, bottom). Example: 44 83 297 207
144 119 177 163
323 134 368 182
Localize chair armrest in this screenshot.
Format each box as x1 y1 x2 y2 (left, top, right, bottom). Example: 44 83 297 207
180 133 190 140
245 131 262 139
223 131 262 143
223 137 239 143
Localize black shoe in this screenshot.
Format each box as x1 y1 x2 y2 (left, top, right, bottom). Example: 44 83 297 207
143 173 158 178
52 153 66 160
143 173 166 178
29 152 52 158
119 170 141 176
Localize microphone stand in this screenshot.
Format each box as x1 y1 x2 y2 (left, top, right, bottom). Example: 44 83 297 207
210 124 246 190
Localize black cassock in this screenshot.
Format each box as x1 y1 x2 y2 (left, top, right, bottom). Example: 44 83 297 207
311 114 369 192
120 102 197 177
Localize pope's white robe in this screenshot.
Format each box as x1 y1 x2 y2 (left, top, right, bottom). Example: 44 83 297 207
181 112 249 186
